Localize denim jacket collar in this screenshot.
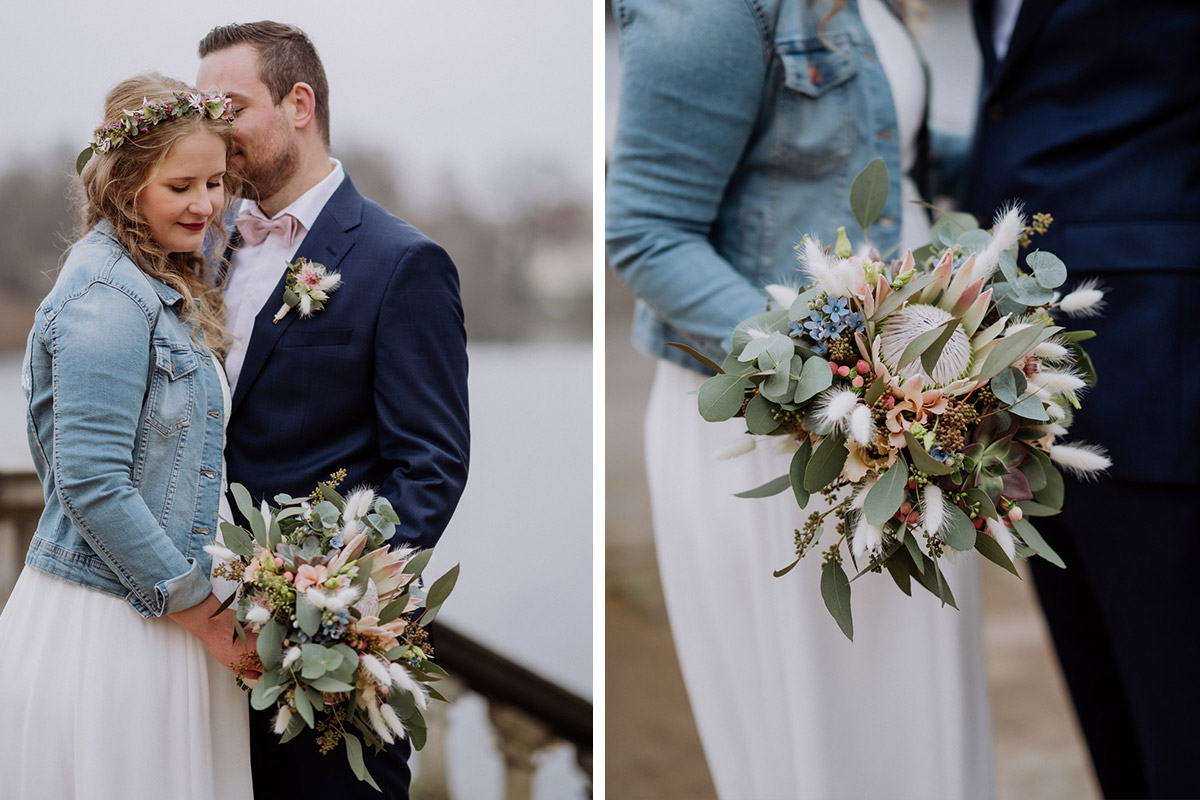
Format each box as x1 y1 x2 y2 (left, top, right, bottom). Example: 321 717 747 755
90 219 185 310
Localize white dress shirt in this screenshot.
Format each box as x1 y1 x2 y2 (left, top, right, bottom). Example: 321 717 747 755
992 0 1023 62
223 159 345 390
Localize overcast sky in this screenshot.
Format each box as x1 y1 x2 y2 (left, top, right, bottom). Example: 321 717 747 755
0 0 592 215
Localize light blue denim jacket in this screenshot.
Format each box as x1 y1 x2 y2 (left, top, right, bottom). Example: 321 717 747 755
606 0 934 371
22 220 225 618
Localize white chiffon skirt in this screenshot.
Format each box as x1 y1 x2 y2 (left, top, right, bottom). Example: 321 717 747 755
0 568 253 800
646 359 995 800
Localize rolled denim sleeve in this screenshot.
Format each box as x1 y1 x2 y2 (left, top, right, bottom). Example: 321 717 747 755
605 0 771 358
47 282 210 616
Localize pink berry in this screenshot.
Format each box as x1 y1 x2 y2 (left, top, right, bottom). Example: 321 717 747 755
906 480 917 490
851 375 864 388
856 360 870 374
973 517 984 529
900 501 912 515
274 557 284 567
285 571 294 581
885 396 895 409
906 511 921 525
1009 506 1024 522
838 365 851 377
283 639 290 647
829 361 839 373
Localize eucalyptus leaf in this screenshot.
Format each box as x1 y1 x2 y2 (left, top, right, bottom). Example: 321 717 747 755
991 366 1026 406
869 273 935 322
942 504 977 551
698 374 753 422
865 460 908 526
794 356 833 403
257 619 284 670
863 375 886 405
803 430 848 493
975 324 1047 385
1008 392 1050 421
402 548 434 576
665 342 724 374
886 548 913 595
789 439 813 508
965 488 999 520
821 559 854 641
734 474 791 499
921 318 962 377
956 228 993 254
1035 461 1065 509
250 679 285 710
342 733 381 791
294 681 315 727
231 483 256 523
294 593 321 638
773 556 802 578
904 533 926 575
1009 275 1056 306
930 211 978 248
1058 329 1096 343
420 564 461 627
849 157 889 234
1012 517 1065 568
219 522 255 559
732 309 790 354
1028 250 1067 289
744 395 780 435
1015 500 1061 517
901 431 954 475
308 676 356 693
789 286 824 321
975 530 1020 575
998 250 1020 284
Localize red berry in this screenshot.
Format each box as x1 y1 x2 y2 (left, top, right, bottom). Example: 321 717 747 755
900 501 912 515
906 511 921 525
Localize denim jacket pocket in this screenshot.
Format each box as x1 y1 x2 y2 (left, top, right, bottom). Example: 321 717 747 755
779 38 858 98
145 339 198 436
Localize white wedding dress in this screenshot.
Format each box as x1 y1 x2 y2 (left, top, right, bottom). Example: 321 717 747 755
643 3 995 798
0 367 253 800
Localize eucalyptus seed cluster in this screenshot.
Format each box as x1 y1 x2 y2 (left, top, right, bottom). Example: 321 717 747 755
828 335 857 364
821 543 843 568
970 383 998 413
1018 212 1054 248
793 511 824 560
935 399 979 452
923 530 945 559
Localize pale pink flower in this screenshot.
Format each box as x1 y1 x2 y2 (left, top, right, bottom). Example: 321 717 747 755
885 376 949 448
294 563 330 593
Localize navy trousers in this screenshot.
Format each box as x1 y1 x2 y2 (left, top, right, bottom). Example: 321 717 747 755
1031 479 1200 799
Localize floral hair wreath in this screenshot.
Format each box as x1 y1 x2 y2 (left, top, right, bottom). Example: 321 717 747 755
75 91 235 175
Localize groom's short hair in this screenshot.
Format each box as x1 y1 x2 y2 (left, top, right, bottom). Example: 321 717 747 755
198 21 331 148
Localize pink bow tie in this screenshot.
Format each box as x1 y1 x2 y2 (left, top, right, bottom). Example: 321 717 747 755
236 213 299 247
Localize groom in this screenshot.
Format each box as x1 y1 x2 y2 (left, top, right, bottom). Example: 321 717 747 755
197 21 470 799
961 2 1200 797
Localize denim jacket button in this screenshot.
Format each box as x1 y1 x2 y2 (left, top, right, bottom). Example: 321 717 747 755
876 129 894 140
208 410 221 419
193 526 210 535
200 469 216 479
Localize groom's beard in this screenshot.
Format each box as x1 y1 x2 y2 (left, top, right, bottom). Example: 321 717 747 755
237 135 300 207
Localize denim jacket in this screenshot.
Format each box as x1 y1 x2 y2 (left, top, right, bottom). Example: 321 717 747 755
22 220 226 618
606 0 932 371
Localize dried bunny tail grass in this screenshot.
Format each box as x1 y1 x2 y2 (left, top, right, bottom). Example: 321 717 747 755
765 283 800 310
1049 442 1111 479
1057 278 1106 317
921 484 946 537
849 404 875 447
799 237 852 297
1031 338 1072 363
985 517 1017 560
851 514 884 560
814 388 861 433
973 204 1026 280
1029 369 1087 395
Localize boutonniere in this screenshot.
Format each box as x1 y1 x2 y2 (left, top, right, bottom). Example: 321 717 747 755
273 257 342 323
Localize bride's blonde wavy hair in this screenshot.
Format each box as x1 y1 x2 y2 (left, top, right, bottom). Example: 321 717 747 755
76 73 238 360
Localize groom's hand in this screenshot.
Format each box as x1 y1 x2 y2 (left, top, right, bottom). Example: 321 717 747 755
169 593 261 679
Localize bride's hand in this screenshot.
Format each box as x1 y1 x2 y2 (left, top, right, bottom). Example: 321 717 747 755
169 594 262 680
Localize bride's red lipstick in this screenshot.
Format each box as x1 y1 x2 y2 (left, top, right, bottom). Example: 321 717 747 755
178 222 206 232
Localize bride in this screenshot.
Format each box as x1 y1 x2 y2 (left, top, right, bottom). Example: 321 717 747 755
606 0 994 797
0 74 255 799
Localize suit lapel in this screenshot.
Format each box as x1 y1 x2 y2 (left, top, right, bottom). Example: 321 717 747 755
971 0 999 85
230 176 364 412
985 0 1066 99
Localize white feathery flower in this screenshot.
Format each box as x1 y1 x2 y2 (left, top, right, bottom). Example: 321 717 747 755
921 484 946 537
390 662 429 711
1047 423 1069 437
850 476 877 510
308 585 363 613
344 487 376 521
299 293 313 317
765 283 800 310
744 324 772 341
282 646 302 671
849 403 875 447
273 705 293 735
1031 340 1071 362
713 437 757 460
360 653 393 689
1058 278 1106 317
851 514 884 560
259 500 273 529
1029 370 1087 395
973 204 1026 281
799 237 851 298
1045 401 1066 421
814 389 861 433
245 604 271 626
203 543 236 561
379 702 409 740
366 698 395 744
985 517 1017 560
1049 442 1111 479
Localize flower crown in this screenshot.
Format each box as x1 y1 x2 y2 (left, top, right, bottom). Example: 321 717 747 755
75 91 235 174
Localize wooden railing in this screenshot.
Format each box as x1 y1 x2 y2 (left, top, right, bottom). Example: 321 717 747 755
0 471 591 800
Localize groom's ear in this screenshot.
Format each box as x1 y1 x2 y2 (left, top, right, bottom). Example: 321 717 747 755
284 82 318 133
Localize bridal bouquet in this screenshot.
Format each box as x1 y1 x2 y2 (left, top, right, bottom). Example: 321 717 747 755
208 472 459 789
674 160 1108 640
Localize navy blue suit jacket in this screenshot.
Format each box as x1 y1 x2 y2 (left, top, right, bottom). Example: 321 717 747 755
961 0 1200 484
225 174 470 548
